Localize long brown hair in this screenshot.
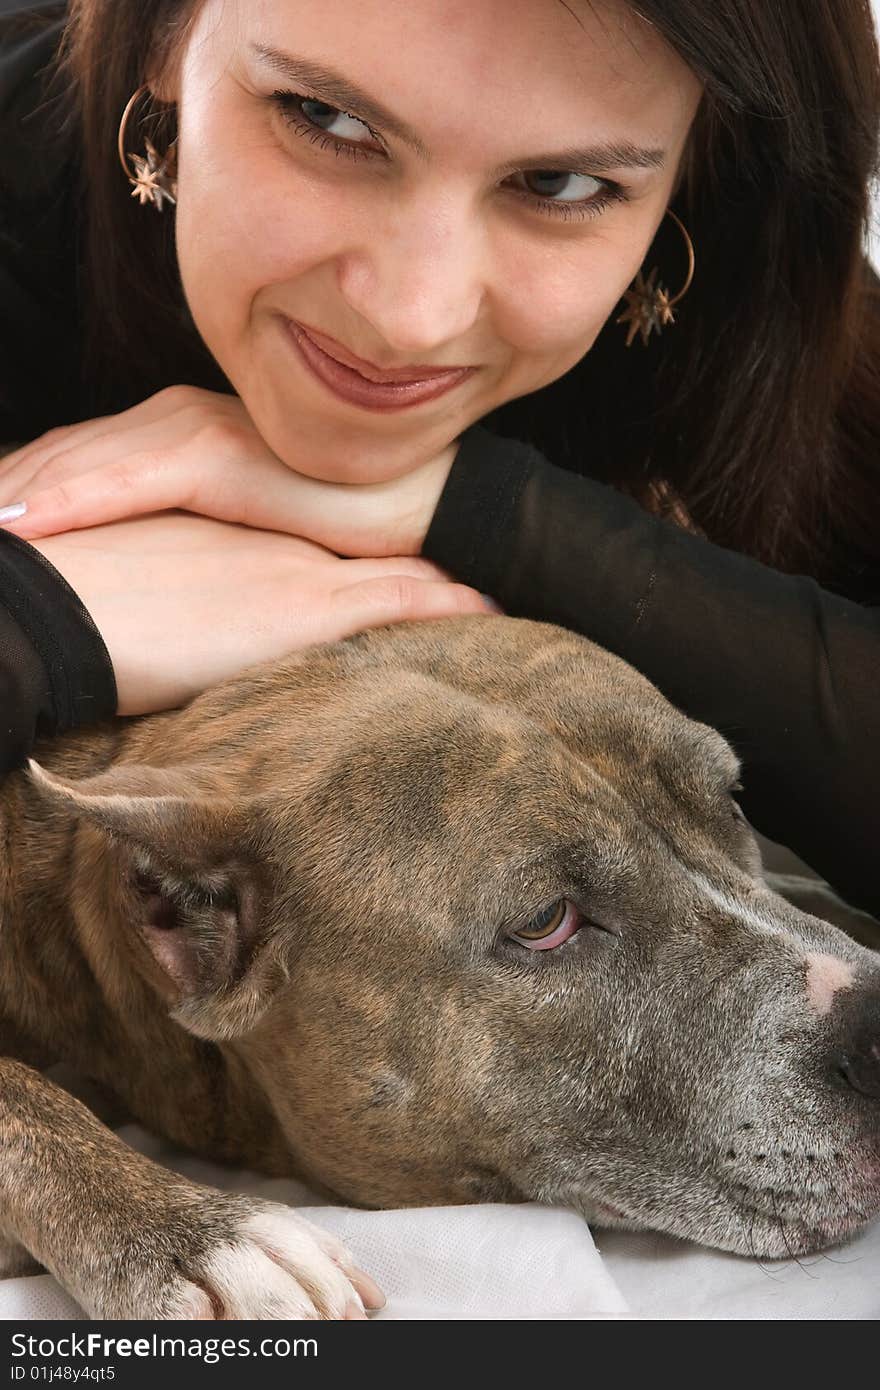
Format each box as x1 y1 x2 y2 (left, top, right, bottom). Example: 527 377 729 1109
48 0 880 595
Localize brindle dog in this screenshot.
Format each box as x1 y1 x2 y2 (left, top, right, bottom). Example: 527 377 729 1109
0 615 878 1318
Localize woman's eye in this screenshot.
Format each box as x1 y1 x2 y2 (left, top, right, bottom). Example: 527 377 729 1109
510 898 581 951
272 91 378 155
516 170 603 204
271 90 627 221
297 97 374 143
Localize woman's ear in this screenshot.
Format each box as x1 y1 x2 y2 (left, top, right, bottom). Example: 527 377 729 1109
145 71 180 108
144 10 192 106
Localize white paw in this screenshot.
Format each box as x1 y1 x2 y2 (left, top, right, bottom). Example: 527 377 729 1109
85 1195 384 1321
167 1208 377 1320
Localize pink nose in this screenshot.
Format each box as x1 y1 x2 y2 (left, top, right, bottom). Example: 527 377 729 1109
805 952 856 1016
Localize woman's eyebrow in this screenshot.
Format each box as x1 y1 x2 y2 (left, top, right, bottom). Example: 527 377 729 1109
250 44 668 174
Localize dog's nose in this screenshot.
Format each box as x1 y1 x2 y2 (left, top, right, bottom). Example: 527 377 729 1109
805 952 856 1016
829 993 880 1101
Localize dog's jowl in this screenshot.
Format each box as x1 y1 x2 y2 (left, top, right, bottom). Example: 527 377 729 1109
0 615 878 1317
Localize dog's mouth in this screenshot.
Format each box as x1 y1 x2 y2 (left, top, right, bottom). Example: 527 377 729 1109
568 1193 635 1232
721 1189 877 1258
564 1136 880 1255
711 1132 880 1256
575 1185 876 1255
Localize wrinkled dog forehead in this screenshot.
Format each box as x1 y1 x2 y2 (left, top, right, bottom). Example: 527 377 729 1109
295 617 742 803
266 632 753 947
353 617 745 824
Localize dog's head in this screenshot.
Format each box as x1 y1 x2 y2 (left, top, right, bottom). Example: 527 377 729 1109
30 616 880 1257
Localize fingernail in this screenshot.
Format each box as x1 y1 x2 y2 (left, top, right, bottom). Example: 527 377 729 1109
0 502 27 524
480 593 504 614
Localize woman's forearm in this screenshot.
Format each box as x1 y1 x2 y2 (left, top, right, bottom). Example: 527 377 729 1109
0 530 118 773
423 426 880 916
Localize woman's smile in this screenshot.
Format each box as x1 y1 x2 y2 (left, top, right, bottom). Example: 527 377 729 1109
282 317 477 412
288 321 474 382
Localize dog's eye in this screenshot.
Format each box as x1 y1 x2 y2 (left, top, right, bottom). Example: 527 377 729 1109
511 898 580 951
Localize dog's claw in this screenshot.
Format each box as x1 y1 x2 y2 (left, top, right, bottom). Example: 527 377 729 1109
349 1265 386 1309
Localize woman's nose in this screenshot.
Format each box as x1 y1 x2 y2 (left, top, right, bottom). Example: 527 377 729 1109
335 194 488 359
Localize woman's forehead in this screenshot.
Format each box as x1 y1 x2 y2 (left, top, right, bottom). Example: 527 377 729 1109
189 0 703 150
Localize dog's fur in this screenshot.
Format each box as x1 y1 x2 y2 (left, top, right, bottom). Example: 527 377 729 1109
0 615 878 1317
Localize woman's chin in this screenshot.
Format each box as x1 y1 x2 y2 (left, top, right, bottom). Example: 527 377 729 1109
279 439 423 485
262 413 446 484
246 368 475 483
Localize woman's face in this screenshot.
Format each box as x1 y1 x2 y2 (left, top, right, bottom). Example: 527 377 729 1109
161 0 702 482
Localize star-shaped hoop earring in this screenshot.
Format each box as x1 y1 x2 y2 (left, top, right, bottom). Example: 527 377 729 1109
128 136 178 210
616 208 695 348
117 85 178 213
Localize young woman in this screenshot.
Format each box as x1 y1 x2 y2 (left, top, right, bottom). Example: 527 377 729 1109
1 0 878 913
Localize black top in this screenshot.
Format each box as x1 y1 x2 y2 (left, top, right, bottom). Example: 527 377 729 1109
2 1 879 914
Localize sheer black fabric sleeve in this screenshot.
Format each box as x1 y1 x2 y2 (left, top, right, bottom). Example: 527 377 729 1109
422 425 880 917
0 531 117 773
1 4 85 444
0 7 118 771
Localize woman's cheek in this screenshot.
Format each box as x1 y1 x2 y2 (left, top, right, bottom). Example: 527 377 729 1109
488 224 632 361
497 280 616 387
175 157 339 353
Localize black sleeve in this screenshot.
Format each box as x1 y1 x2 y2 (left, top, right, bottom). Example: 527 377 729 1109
1 4 86 444
422 425 880 917
0 6 117 769
0 531 117 773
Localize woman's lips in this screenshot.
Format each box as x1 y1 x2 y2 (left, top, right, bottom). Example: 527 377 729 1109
295 322 469 382
283 319 475 412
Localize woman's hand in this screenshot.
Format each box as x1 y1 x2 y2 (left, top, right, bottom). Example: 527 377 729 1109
0 386 454 557
29 513 495 717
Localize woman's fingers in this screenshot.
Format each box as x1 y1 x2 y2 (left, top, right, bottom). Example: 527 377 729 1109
0 443 273 540
0 419 106 477
337 555 456 584
0 386 455 560
326 574 497 641
0 421 341 543
1 454 198 539
0 388 257 532
0 387 201 489
0 443 431 559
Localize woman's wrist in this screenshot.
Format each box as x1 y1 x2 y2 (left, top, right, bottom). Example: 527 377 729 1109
395 440 459 555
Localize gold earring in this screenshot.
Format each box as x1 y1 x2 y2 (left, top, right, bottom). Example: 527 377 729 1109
117 84 178 211
616 208 695 347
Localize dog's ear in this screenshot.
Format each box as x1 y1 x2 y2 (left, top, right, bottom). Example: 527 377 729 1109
26 759 287 1041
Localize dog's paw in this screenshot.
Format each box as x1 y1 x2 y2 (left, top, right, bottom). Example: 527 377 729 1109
84 1194 383 1320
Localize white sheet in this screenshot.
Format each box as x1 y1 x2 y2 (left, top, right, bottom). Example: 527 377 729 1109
1 1118 878 1320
